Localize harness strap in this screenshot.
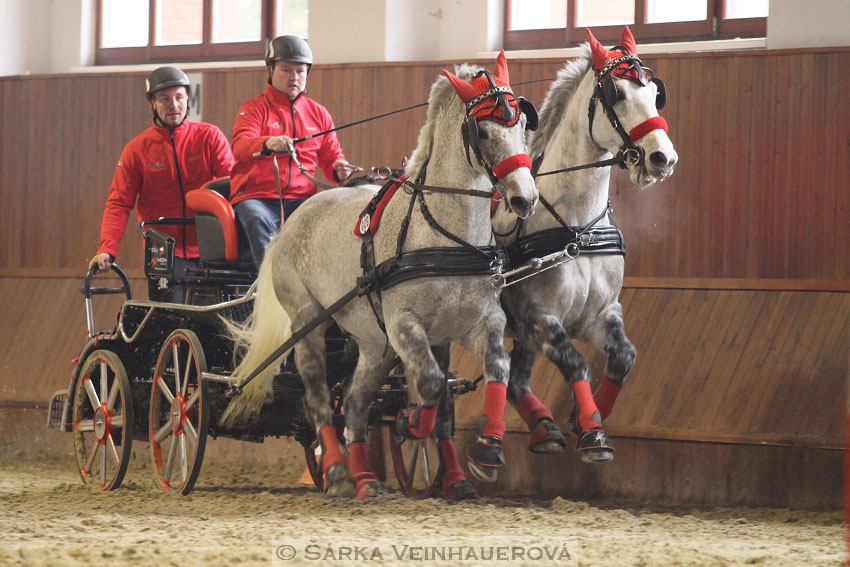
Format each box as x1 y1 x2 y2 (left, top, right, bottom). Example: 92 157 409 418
361 246 509 293
417 191 494 260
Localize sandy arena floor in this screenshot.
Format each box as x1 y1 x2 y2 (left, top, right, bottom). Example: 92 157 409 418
0 459 844 567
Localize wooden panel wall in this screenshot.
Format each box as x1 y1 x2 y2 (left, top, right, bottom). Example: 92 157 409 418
1 47 847 278
451 288 849 447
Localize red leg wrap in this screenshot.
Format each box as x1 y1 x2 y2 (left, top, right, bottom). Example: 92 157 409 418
437 439 466 490
348 441 378 501
318 425 346 474
572 380 602 432
516 392 554 430
407 405 438 439
481 382 507 439
593 378 622 421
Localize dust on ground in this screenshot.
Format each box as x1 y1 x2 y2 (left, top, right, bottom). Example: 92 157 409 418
0 459 844 567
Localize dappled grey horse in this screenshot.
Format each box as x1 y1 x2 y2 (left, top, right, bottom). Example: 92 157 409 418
223 52 538 499
492 27 677 463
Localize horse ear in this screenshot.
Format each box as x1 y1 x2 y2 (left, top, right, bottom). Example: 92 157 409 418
494 50 510 86
620 26 638 55
441 69 478 103
586 28 609 72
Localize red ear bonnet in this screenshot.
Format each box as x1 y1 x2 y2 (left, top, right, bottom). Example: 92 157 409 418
587 26 647 84
441 51 520 126
620 26 638 56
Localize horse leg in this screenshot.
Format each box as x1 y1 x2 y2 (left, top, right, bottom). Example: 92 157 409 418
293 309 354 497
431 345 477 501
342 343 397 500
456 311 512 483
386 310 445 441
516 303 614 463
506 344 567 454
584 307 636 421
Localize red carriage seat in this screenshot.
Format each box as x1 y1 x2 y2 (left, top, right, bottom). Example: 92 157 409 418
186 178 241 263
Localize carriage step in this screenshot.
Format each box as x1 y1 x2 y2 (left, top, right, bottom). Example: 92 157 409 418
47 389 68 431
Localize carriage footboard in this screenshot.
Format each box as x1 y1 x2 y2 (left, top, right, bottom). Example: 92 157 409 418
47 389 69 431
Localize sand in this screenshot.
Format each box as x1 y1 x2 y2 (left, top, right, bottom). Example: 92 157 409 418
0 459 843 567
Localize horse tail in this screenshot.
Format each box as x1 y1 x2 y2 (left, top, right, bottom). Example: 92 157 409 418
218 254 292 428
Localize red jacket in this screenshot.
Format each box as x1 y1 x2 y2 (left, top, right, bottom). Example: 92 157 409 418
230 85 346 205
97 120 234 259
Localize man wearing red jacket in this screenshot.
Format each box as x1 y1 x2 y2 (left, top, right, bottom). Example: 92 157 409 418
230 35 351 268
88 66 234 302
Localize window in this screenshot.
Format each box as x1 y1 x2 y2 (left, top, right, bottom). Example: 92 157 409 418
96 0 308 65
504 0 767 50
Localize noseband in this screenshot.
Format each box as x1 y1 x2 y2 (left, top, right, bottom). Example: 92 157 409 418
587 51 668 168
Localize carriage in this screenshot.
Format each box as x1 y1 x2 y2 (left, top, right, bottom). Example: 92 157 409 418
45 179 478 498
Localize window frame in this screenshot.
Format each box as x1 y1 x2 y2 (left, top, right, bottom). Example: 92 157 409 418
95 0 279 65
503 0 767 51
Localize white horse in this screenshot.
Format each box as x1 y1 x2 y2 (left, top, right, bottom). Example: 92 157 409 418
223 53 538 499
492 27 678 462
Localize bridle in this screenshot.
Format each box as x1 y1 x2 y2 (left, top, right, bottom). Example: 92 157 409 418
459 69 536 192
587 50 668 170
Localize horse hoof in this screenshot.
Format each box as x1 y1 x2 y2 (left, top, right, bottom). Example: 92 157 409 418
576 429 615 464
528 419 567 454
356 480 389 501
444 479 479 501
581 448 614 463
466 437 505 484
324 463 355 497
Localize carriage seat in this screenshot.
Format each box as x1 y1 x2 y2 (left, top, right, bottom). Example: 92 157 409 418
185 178 254 268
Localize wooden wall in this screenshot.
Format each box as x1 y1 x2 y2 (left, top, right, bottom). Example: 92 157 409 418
1 47 847 508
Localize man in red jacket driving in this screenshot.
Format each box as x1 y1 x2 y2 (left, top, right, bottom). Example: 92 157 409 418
230 35 352 268
88 66 234 302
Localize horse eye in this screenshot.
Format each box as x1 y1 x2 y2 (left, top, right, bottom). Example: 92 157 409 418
477 127 489 140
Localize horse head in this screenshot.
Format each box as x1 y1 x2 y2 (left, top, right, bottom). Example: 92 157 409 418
587 27 678 187
441 51 539 218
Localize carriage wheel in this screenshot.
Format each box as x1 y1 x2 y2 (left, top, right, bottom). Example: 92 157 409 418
72 350 134 491
389 423 444 499
149 329 209 495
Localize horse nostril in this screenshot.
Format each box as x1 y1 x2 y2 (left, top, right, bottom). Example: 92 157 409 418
649 151 668 167
509 196 531 218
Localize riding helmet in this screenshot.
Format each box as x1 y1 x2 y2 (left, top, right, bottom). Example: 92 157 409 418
265 35 313 67
145 66 190 99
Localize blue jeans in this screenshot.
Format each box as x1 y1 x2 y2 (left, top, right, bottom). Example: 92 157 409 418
234 198 306 268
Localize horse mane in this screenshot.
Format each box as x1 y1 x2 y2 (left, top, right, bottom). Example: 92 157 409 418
405 63 481 177
528 43 593 157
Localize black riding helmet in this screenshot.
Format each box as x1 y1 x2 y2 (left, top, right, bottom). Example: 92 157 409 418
145 66 191 129
265 35 313 84
146 66 191 99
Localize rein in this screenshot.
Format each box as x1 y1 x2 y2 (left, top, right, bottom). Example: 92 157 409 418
290 77 554 146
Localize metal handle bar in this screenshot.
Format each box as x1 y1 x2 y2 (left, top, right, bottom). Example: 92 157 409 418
82 264 133 339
